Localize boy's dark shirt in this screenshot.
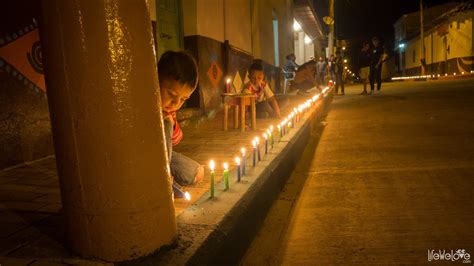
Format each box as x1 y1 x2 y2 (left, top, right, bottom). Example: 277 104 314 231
334 57 343 74
359 50 371 69
328 60 336 73
370 46 384 67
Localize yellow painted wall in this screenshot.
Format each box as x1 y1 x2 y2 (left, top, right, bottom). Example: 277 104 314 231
403 11 472 69
225 0 252 53
250 0 294 65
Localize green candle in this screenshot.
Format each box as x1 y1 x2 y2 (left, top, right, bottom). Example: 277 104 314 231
209 160 215 198
223 162 229 190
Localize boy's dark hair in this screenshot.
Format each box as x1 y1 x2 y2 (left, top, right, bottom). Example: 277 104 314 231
158 50 198 87
249 62 264 74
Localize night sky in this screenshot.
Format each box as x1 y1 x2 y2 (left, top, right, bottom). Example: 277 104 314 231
313 0 465 43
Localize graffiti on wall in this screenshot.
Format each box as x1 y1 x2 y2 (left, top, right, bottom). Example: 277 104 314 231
0 19 45 94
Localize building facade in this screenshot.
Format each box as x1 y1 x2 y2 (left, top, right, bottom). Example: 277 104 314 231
394 3 473 76
0 0 323 169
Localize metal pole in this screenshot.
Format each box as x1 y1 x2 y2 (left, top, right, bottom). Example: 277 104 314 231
420 0 426 75
328 0 335 57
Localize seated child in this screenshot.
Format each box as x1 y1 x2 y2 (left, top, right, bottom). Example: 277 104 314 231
242 63 282 119
157 51 204 191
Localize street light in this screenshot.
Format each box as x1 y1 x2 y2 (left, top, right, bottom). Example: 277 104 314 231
399 43 406 49
293 20 302 31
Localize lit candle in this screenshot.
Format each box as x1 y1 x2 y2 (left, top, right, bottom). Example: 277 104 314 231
173 182 190 200
241 147 246 175
252 140 256 166
288 121 293 129
235 157 241 182
267 129 273 149
263 133 268 154
185 192 191 201
277 125 282 141
256 137 261 161
269 126 274 147
209 160 215 198
226 78 231 93
223 162 229 190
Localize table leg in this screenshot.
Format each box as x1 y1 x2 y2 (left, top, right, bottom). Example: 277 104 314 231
240 97 246 132
250 97 257 130
223 103 228 131
234 105 239 129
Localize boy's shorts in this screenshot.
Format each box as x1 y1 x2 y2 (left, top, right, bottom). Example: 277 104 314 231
359 67 370 80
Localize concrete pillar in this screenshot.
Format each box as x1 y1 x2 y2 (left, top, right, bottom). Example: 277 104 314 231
297 31 305 64
39 0 176 262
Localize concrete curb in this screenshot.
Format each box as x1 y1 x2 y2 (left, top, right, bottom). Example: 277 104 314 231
121 91 334 266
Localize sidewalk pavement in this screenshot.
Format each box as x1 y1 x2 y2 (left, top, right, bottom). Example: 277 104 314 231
0 90 330 265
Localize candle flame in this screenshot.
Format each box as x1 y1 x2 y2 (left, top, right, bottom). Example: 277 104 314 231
255 137 259 144
235 157 240 164
223 162 229 170
226 78 231 83
263 133 267 139
184 192 191 201
270 125 274 131
241 147 246 154
277 124 281 129
252 140 256 147
266 129 271 135
209 160 215 171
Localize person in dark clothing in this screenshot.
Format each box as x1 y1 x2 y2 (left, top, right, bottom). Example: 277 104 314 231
369 36 386 94
334 51 345 95
327 54 336 82
358 41 371 95
283 53 299 79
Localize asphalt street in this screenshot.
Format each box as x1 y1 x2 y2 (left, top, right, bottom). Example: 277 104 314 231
242 79 474 265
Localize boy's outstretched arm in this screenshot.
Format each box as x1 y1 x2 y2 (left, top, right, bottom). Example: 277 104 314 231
270 97 282 119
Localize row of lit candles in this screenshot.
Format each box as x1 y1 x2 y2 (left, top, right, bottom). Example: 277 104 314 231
392 71 474 80
207 86 331 198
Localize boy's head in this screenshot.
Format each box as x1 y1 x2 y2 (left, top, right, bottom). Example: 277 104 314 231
249 63 265 86
362 41 370 50
158 51 198 114
372 36 380 47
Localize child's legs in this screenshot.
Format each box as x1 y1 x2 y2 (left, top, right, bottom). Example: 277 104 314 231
256 100 274 118
170 151 200 185
164 117 201 186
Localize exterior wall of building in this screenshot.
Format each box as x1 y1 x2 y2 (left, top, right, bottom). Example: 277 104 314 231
0 0 54 169
399 10 473 75
181 0 294 112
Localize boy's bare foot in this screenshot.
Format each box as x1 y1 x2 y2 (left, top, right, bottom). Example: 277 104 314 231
194 165 204 184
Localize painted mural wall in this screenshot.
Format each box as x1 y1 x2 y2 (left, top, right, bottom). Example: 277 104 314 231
402 10 473 75
0 1 54 169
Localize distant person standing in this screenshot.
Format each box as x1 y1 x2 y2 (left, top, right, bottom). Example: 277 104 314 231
358 41 371 95
369 36 387 95
316 56 327 88
334 51 345 95
327 54 336 82
283 53 299 79
282 53 299 94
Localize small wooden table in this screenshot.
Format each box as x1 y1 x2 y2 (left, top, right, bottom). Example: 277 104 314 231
221 93 256 132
